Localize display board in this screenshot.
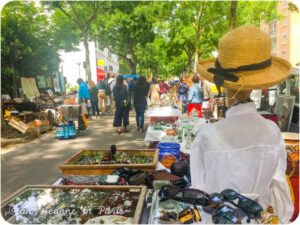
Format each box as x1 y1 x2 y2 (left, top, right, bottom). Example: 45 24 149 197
37 75 47 89
20 78 40 98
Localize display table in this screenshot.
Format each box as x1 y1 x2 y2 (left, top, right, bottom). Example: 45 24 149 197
175 117 207 130
145 106 181 117
144 125 167 143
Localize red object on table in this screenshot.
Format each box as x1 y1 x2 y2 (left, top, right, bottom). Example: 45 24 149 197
261 114 278 125
290 175 299 222
187 103 202 118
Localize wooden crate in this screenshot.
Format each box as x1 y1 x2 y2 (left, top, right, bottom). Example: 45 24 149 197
1 185 147 224
8 118 31 134
59 149 159 176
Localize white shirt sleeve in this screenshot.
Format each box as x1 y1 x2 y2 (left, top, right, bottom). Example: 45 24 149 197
260 137 294 224
190 130 205 190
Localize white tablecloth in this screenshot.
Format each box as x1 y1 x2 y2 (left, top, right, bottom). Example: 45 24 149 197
176 118 207 130
145 106 181 117
144 126 166 143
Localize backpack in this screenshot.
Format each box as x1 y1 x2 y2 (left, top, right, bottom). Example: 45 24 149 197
105 80 114 96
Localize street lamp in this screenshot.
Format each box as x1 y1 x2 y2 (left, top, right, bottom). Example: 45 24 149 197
76 62 81 78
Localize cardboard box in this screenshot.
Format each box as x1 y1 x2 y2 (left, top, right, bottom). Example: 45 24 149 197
28 119 50 134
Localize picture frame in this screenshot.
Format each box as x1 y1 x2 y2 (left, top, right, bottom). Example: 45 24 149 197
274 95 295 132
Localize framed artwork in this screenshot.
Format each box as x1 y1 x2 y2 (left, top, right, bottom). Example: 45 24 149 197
37 75 47 89
275 95 295 132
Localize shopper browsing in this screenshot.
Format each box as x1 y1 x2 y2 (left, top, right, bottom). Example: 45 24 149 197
187 76 204 117
113 75 130 134
134 76 150 133
191 26 293 223
77 78 90 117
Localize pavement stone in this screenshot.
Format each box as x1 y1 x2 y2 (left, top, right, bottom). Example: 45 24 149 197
1 112 148 200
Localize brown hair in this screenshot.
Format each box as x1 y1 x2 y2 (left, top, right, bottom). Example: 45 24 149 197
88 81 96 88
192 76 200 83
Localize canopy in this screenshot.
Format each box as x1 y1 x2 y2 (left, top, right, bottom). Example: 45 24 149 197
123 75 139 79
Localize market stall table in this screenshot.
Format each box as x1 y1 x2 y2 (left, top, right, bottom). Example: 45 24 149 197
145 106 181 124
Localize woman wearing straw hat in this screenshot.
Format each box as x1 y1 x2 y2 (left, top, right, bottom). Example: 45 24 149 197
191 26 293 223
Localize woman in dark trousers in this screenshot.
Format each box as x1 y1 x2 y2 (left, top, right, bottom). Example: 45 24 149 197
113 75 130 134
134 76 150 133
88 81 100 118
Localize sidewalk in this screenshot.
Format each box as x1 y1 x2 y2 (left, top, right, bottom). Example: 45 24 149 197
1 112 148 200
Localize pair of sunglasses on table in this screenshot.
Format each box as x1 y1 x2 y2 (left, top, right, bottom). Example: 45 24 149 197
158 185 263 224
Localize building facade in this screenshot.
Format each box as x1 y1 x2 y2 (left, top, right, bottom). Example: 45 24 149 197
59 42 119 86
260 0 300 67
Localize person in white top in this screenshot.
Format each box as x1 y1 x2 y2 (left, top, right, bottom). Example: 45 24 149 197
193 26 293 223
107 74 116 114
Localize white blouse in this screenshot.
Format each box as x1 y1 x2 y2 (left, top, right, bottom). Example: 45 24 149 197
190 102 293 223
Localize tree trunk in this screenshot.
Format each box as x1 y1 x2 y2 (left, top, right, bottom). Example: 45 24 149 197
229 1 238 30
83 31 92 82
130 60 137 75
194 36 199 75
9 45 17 98
186 54 192 75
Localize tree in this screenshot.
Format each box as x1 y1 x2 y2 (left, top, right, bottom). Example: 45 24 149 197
174 1 228 74
1 1 60 97
94 1 156 75
44 1 107 82
235 1 280 27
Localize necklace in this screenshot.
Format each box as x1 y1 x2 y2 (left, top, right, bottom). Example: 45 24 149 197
232 98 253 107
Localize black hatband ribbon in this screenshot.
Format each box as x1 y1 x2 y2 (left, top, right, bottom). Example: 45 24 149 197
207 58 272 97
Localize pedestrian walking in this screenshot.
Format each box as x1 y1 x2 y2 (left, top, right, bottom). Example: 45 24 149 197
129 78 135 110
107 74 116 114
113 75 130 134
200 76 213 117
97 79 107 115
148 78 160 105
77 78 90 118
88 81 100 118
159 80 170 97
178 78 189 113
134 76 150 133
187 76 204 117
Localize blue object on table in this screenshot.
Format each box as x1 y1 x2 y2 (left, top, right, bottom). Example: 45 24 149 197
68 122 76 139
56 124 65 140
56 122 76 140
157 142 180 161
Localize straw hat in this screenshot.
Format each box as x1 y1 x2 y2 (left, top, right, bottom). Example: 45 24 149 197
196 26 292 91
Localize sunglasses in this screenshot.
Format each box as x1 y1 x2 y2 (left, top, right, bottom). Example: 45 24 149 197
205 189 263 223
212 205 240 224
158 185 210 206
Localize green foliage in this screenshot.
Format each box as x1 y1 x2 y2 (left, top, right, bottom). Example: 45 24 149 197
1 67 15 96
236 1 281 27
94 1 156 74
1 1 60 95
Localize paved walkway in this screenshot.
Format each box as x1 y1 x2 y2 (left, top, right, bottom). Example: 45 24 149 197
1 112 148 200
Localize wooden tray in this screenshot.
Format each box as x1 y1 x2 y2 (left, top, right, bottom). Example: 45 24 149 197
1 185 147 224
59 149 159 176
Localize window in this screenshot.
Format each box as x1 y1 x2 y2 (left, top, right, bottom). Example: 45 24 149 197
109 65 113 71
282 50 287 59
271 38 277 54
108 52 112 58
283 19 287 26
284 0 288 8
282 32 287 44
270 23 276 37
